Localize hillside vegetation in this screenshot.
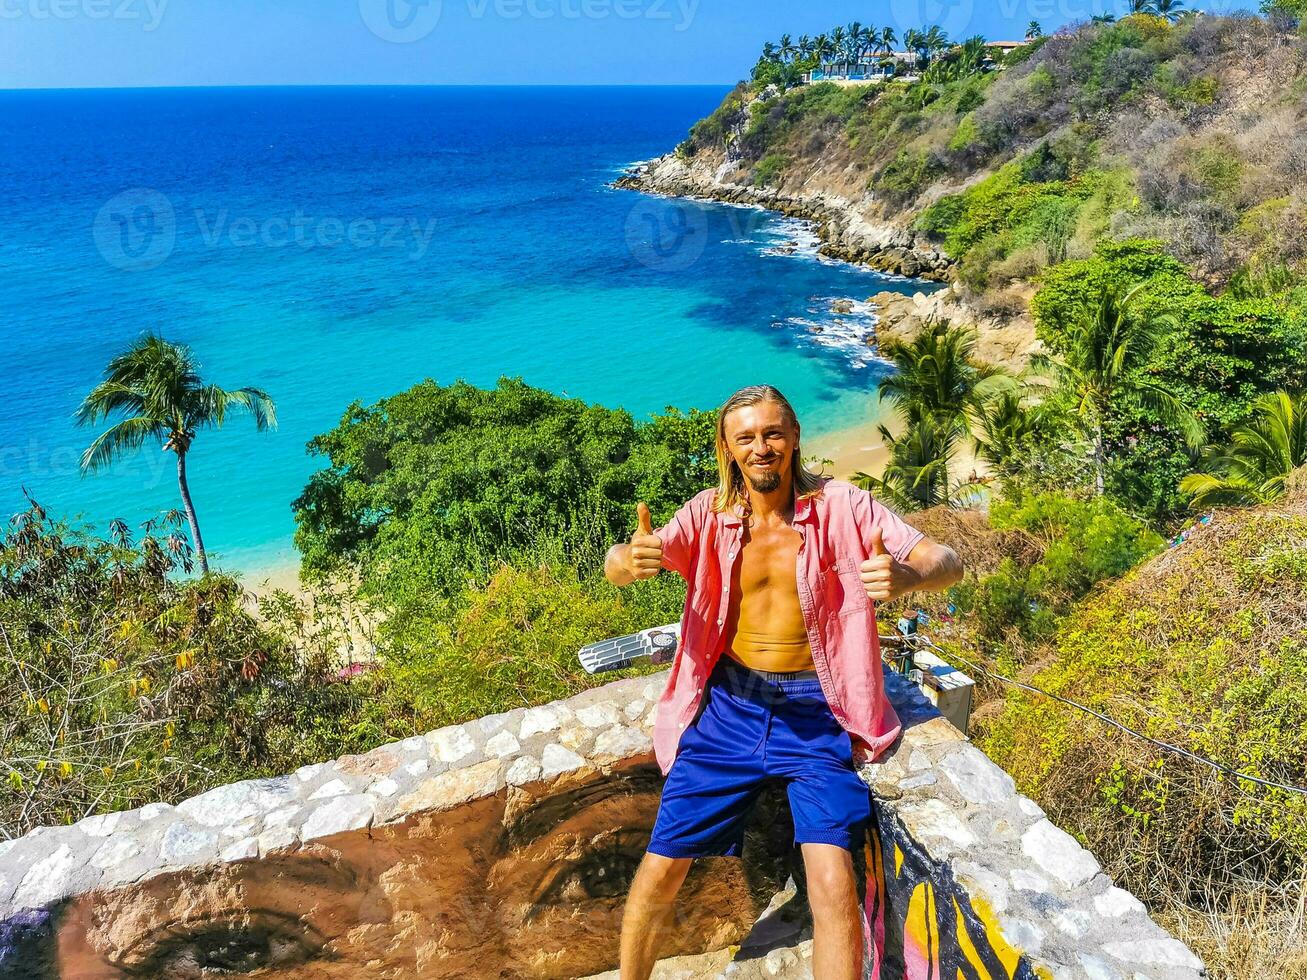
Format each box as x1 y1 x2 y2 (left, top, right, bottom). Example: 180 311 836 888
683 15 1307 310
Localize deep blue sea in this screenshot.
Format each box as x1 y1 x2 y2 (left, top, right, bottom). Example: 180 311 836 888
0 86 936 574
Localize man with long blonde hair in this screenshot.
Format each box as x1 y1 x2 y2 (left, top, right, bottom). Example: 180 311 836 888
606 384 963 979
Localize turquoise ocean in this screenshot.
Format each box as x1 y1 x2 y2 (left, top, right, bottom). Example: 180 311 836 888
0 86 937 573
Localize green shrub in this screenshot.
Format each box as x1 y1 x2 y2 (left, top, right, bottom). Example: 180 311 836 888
753 152 788 187
0 504 375 836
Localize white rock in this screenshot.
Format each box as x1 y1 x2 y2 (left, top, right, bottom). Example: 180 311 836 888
540 743 588 780
484 731 521 758
302 794 375 840
308 778 351 800
220 837 260 862
594 725 652 759
177 779 292 827
1101 939 1203 970
764 947 798 975
90 837 141 870
520 704 571 739
506 756 543 785
79 812 122 837
576 701 621 728
1003 917 1043 955
1079 954 1123 980
159 822 218 865
263 805 300 829
295 762 328 783
938 749 1016 805
904 798 976 848
1094 886 1146 918
405 759 429 777
14 845 78 907
428 726 477 763
1020 819 1100 888
1010 869 1050 892
258 825 299 855
1017 796 1045 819
398 736 426 754
371 778 399 798
954 864 1009 913
138 802 174 821
624 699 647 721
898 773 937 791
1054 908 1092 938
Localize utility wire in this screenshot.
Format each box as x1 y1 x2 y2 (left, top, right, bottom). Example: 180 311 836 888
903 633 1307 798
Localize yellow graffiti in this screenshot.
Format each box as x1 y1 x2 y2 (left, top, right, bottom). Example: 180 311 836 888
895 843 905 877
965 894 1025 978
952 897 993 980
906 881 941 976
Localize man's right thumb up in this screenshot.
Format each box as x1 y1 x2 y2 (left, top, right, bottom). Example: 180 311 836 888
636 501 653 537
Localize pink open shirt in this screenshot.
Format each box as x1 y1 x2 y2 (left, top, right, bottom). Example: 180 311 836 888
650 478 925 777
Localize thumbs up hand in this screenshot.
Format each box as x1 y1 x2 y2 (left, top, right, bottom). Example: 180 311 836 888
627 502 663 580
859 526 918 602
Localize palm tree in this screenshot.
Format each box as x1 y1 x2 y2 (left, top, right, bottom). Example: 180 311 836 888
76 334 277 575
969 388 1052 476
1180 391 1307 507
854 414 963 511
903 29 924 70
812 34 833 75
876 319 1003 431
777 33 796 63
1092 13 1117 22
1153 0 1186 20
761 41 778 64
923 26 950 64
829 26 847 76
874 27 898 77
1127 0 1155 12
1035 282 1202 496
1025 20 1043 40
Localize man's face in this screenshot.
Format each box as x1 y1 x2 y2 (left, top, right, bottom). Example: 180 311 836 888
723 400 798 495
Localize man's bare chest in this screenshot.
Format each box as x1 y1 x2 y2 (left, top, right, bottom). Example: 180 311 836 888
733 523 803 594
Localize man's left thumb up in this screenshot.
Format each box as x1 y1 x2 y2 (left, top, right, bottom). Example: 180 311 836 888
869 526 887 557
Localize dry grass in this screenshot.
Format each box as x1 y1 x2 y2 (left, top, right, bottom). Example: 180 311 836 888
1159 884 1307 980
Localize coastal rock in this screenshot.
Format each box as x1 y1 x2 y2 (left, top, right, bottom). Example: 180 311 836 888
613 154 954 286
866 286 1040 371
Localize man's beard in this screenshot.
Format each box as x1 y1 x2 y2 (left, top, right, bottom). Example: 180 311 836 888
745 467 782 493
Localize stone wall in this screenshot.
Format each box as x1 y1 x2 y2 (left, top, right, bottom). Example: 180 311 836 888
0 668 1204 979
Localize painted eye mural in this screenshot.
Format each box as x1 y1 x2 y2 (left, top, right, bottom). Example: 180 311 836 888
0 782 1042 980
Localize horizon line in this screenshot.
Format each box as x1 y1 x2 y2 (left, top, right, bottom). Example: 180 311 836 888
0 81 741 93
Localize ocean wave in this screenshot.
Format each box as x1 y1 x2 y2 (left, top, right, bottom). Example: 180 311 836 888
781 295 895 370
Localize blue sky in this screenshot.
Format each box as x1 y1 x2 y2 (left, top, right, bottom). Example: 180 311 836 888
1 0 1243 88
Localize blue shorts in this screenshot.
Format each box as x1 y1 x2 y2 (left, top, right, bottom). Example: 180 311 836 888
647 654 872 858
